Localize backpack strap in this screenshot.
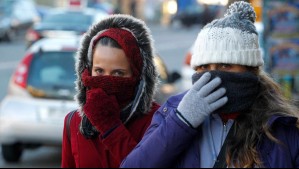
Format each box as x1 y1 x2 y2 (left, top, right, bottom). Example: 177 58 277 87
213 122 236 168
66 110 77 142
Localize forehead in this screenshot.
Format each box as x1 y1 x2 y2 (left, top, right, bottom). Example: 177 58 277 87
93 45 128 62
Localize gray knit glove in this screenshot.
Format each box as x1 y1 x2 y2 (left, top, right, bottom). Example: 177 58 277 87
177 72 228 128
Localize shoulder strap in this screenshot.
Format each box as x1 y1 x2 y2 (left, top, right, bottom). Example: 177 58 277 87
66 110 77 142
213 122 236 168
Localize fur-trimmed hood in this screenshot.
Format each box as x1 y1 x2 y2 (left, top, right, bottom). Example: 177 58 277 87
75 14 158 123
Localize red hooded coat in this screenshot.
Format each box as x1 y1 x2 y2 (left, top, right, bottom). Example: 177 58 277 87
61 103 159 168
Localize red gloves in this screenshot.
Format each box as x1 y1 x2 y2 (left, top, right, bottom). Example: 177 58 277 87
83 88 121 135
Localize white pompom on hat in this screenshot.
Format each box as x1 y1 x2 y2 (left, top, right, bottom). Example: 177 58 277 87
191 1 264 69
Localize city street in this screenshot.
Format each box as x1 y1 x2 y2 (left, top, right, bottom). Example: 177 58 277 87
0 23 201 167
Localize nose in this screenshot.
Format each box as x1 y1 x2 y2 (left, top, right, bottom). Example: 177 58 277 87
209 64 217 71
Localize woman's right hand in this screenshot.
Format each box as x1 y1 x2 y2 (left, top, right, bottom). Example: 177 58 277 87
83 88 121 135
177 72 228 128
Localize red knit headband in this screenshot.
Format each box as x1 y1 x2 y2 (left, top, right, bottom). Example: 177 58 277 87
91 28 143 78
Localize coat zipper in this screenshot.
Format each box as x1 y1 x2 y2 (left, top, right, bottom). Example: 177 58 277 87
221 122 227 145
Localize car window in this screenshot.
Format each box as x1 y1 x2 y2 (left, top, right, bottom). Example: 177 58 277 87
12 0 38 21
186 4 204 14
43 12 92 27
27 51 76 100
1 0 14 16
0 5 4 17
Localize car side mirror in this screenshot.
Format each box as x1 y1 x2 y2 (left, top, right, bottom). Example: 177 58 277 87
168 71 181 84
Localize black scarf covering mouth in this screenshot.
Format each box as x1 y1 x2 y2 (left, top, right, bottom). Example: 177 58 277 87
192 71 260 114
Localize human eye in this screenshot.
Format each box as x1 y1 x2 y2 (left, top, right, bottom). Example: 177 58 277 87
219 64 232 70
112 70 125 77
195 65 209 72
94 68 104 76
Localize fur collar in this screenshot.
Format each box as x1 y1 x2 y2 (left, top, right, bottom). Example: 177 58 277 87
75 14 158 123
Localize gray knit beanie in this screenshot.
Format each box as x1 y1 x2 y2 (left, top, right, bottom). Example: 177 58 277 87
191 1 264 69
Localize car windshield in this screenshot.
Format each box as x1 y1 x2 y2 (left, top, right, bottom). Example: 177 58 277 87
0 0 14 16
27 51 76 100
185 4 204 14
43 12 92 28
0 6 4 18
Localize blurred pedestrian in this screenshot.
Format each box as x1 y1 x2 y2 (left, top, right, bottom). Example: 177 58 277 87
130 0 137 17
61 14 160 168
121 1 299 168
202 3 211 25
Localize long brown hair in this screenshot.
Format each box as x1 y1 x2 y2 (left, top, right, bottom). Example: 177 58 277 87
226 69 299 167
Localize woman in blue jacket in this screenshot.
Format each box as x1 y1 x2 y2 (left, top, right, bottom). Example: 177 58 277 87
121 1 299 168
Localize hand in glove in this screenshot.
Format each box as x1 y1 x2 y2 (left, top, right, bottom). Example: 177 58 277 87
83 88 121 135
177 72 228 128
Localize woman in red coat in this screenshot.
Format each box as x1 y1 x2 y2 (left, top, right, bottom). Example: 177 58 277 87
61 14 160 168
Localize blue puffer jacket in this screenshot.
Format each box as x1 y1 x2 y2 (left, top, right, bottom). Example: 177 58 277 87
121 92 299 168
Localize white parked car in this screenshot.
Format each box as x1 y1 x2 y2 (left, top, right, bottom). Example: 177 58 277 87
0 38 80 162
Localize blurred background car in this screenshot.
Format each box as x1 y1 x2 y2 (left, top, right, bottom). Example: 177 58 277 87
0 7 15 42
0 36 180 163
25 7 108 47
0 38 79 163
0 0 40 42
87 0 116 14
170 0 223 28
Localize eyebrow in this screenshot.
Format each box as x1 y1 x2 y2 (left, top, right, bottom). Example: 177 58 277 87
112 69 127 72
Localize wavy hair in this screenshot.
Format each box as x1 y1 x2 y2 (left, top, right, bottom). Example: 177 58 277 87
226 69 299 167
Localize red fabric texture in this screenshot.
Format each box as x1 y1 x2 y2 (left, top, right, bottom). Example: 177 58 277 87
92 28 143 78
61 102 160 168
82 69 137 108
83 87 121 134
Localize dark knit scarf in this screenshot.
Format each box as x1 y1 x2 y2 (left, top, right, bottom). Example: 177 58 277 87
192 71 260 115
82 69 137 109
